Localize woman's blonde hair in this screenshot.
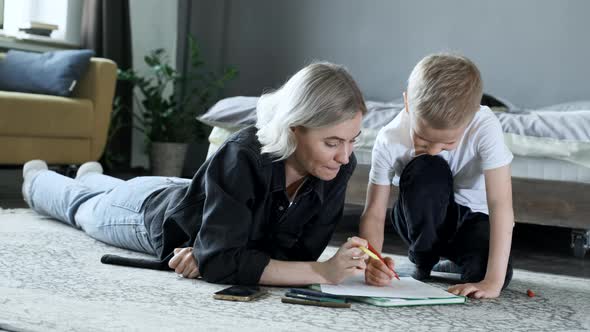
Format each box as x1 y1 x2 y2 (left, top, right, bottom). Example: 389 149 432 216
255 62 367 160
407 53 483 129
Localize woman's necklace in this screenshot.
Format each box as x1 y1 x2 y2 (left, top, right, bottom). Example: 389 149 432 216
286 176 307 203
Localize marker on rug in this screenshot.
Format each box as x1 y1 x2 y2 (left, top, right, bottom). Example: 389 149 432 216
359 243 400 280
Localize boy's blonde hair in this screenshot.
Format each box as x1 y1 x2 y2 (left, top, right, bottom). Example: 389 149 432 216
407 53 483 129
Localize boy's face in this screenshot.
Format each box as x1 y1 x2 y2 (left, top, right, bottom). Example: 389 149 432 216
411 118 465 156
404 91 467 156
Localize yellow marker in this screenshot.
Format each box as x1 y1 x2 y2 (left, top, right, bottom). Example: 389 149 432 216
358 246 380 261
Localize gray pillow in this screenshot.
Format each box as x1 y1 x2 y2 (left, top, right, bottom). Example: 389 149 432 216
198 96 405 130
198 96 259 130
197 96 404 131
0 49 94 97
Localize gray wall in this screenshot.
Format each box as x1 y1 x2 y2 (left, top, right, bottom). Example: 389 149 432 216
129 0 178 168
0 0 4 27
186 0 590 108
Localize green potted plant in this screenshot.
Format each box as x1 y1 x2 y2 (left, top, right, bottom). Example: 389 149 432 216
117 36 237 176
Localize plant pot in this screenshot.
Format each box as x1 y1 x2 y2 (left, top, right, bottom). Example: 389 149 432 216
150 142 188 177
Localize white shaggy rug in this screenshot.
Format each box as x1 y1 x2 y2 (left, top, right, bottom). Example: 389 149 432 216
1 208 589 332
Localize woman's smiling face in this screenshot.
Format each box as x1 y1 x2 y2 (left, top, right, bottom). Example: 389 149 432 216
288 111 363 180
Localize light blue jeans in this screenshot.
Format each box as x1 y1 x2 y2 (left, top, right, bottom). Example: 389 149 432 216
26 170 191 254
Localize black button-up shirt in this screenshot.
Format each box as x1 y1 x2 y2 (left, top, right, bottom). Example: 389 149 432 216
144 126 356 285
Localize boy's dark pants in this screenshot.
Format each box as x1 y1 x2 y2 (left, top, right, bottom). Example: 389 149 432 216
391 155 512 288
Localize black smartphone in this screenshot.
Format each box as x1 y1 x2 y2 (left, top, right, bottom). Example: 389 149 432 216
213 286 266 302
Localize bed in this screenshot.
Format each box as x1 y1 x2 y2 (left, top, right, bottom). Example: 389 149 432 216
199 96 590 258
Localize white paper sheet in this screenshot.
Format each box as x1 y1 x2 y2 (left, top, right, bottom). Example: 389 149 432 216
320 275 457 299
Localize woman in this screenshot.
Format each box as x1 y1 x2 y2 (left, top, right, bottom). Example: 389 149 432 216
22 62 368 285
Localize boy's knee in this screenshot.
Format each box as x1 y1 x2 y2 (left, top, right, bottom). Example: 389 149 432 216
399 155 452 193
398 155 453 209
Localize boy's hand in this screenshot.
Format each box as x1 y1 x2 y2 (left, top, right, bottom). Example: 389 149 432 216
448 279 502 299
365 257 395 286
168 247 200 279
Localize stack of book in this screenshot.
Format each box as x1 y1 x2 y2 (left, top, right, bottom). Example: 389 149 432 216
19 21 58 37
282 275 467 308
317 275 467 307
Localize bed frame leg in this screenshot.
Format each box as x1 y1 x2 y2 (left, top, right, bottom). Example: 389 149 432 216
571 229 589 259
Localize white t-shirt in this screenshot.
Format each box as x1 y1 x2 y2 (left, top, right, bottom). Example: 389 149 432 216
369 106 513 214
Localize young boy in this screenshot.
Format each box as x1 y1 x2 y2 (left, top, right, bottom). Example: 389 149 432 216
359 53 514 299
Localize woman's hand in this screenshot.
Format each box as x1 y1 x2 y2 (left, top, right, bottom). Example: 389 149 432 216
365 256 395 286
448 279 503 299
320 236 369 284
168 247 200 279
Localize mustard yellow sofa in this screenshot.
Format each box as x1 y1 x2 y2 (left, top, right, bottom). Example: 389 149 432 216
0 53 117 165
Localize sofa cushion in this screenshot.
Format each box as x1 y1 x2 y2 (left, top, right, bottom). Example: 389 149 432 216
0 49 94 97
0 91 93 137
0 137 92 164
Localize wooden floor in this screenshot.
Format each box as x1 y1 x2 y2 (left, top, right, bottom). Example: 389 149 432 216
1 166 588 279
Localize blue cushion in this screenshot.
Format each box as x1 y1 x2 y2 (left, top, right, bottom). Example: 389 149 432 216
0 49 94 97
